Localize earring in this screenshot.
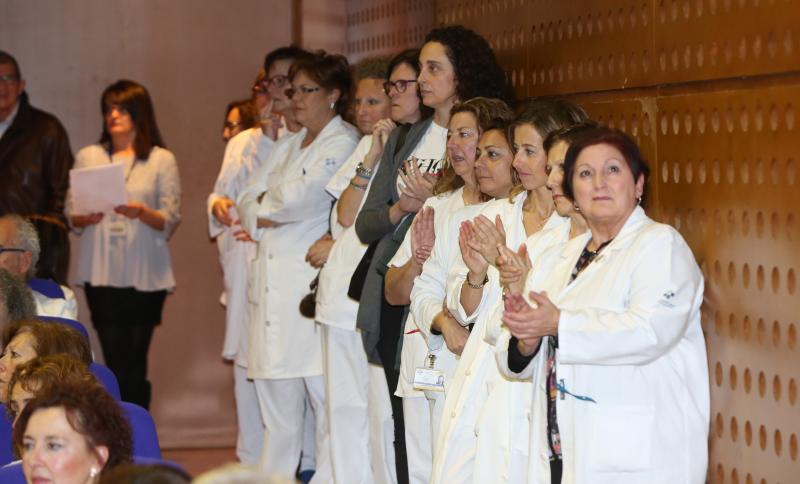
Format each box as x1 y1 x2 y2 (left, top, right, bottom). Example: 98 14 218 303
89 468 99 478
330 102 335 110
637 195 642 205
573 203 581 212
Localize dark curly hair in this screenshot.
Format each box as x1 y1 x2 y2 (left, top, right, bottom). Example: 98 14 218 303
424 25 515 106
1 319 92 365
289 51 353 117
13 380 133 472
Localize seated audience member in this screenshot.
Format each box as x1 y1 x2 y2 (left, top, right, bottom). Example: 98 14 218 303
0 319 92 401
193 463 294 484
0 214 78 318
6 354 97 424
0 269 36 328
99 463 191 483
222 99 259 142
14 381 133 482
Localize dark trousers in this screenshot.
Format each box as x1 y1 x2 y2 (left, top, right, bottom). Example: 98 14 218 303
95 324 154 408
84 284 166 410
377 294 409 484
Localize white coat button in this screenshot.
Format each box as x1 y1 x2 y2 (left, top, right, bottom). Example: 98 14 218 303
268 254 273 259
451 411 456 418
465 369 471 376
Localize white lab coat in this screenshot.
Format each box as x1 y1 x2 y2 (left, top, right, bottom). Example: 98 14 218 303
410 192 525 482
208 127 275 363
496 206 709 484
238 115 360 379
432 209 568 484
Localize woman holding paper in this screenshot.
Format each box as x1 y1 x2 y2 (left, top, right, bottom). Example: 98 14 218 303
67 79 181 409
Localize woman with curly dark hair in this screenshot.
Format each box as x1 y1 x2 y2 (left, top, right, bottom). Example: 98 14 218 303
353 25 514 484
14 380 133 482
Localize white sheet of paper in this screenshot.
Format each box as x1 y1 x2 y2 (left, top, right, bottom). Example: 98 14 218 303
69 163 128 214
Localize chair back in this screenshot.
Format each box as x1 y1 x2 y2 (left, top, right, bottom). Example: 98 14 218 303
89 363 121 400
0 461 23 484
0 408 13 467
121 402 161 458
36 315 90 341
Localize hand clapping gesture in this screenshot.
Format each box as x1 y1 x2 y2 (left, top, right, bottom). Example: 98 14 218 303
496 243 532 295
468 214 507 269
502 291 561 355
411 206 435 266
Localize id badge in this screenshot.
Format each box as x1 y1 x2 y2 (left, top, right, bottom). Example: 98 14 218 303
106 214 129 238
413 367 445 392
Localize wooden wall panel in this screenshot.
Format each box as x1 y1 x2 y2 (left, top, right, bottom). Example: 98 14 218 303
426 1 800 482
345 0 435 62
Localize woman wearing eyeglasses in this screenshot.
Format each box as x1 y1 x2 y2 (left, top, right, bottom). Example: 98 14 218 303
237 51 360 482
67 79 180 410
207 46 315 467
221 99 258 143
353 25 515 483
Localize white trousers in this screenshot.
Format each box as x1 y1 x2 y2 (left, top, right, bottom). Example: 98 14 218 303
368 363 398 484
322 325 372 483
233 364 264 465
403 396 432 484
254 376 330 482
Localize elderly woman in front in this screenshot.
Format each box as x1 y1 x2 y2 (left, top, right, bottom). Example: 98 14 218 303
501 126 709 483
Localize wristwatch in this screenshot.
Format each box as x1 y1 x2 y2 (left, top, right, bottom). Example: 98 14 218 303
355 162 373 179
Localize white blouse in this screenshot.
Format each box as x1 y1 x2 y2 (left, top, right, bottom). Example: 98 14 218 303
68 144 181 291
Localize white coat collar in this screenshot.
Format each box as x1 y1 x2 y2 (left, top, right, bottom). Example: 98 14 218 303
552 206 652 295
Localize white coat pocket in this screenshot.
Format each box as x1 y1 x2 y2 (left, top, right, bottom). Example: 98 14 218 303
589 405 654 472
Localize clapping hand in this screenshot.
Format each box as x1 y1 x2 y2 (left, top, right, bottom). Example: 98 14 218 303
497 243 531 295
411 206 435 266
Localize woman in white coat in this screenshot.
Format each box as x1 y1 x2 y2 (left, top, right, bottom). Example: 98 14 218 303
311 54 399 484
208 46 313 467
237 52 360 482
384 97 514 484
501 126 709 483
428 100 586 483
409 119 522 480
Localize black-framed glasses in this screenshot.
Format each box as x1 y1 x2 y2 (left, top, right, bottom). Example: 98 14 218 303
285 85 321 99
0 247 26 255
0 74 20 84
383 79 417 95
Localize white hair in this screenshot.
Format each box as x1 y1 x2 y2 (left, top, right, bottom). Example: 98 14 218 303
192 463 296 484
0 214 40 280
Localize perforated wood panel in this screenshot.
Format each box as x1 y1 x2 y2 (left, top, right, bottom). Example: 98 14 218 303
345 0 435 62
427 1 800 482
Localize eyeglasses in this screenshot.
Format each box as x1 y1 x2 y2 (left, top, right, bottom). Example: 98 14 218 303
103 104 129 116
383 79 417 95
254 74 289 93
0 75 20 84
223 121 242 130
0 247 26 255
285 85 321 99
